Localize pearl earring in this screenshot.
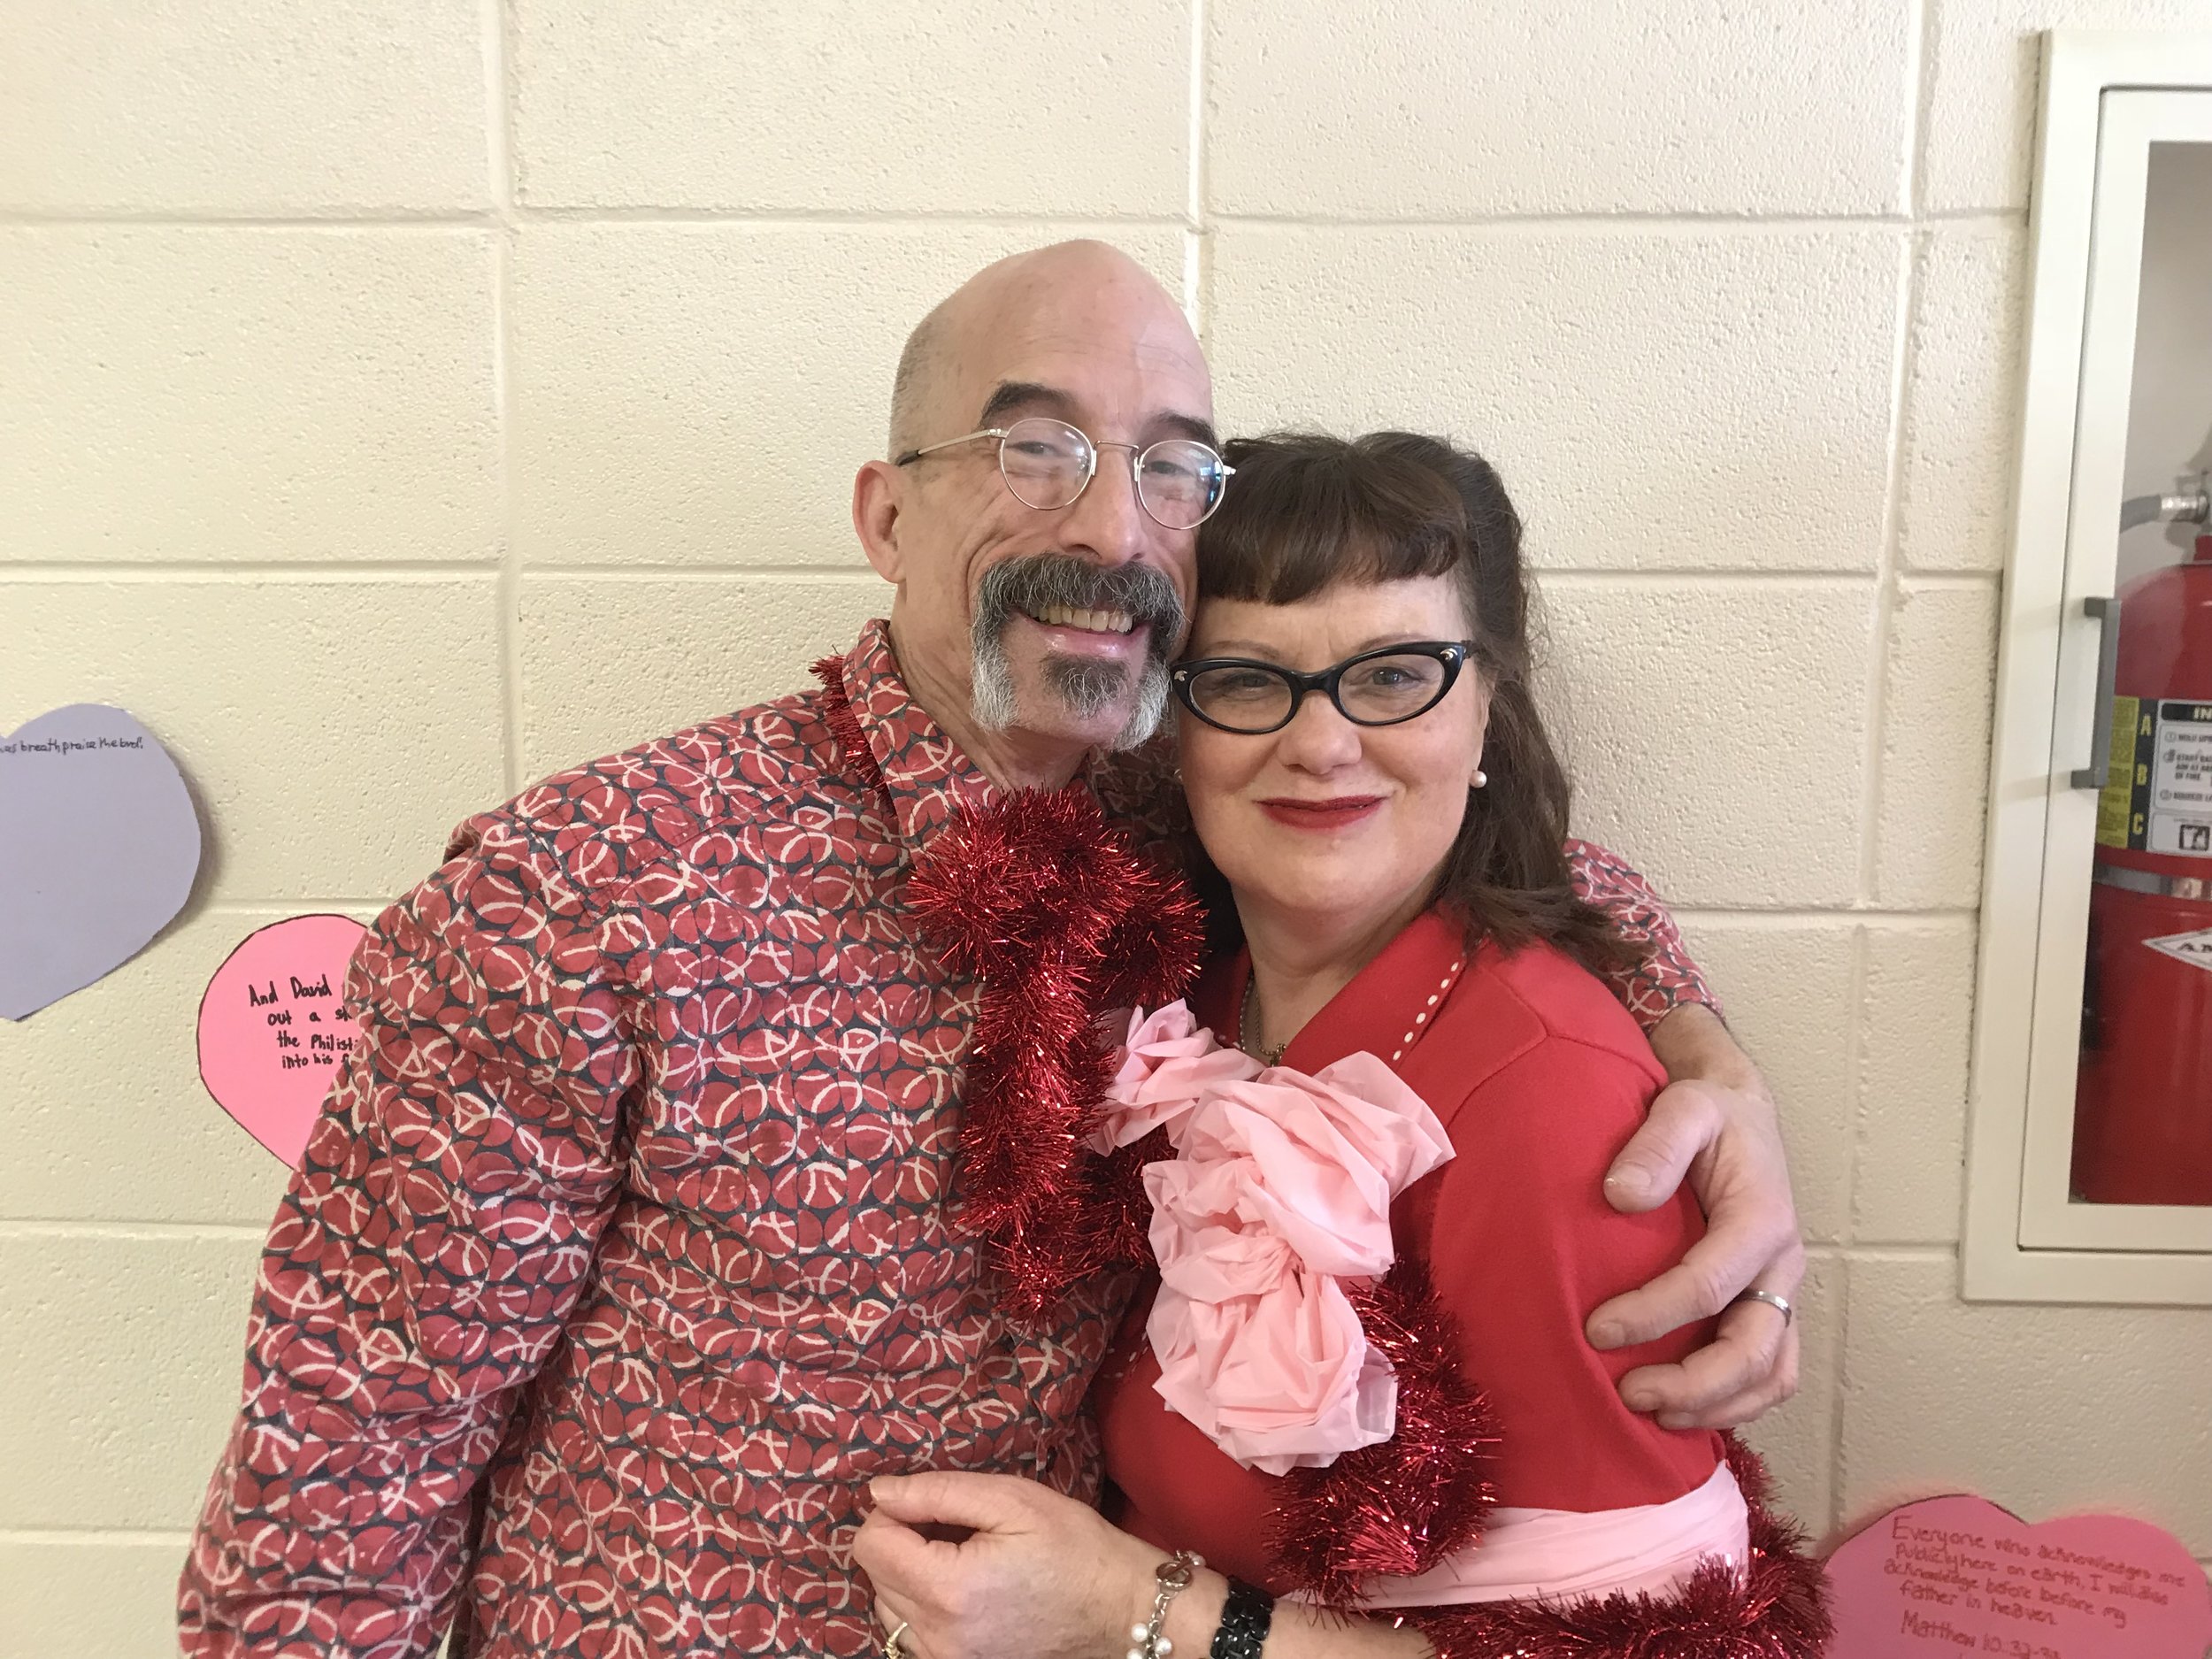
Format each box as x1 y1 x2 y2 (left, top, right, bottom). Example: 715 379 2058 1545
1471 770 1488 789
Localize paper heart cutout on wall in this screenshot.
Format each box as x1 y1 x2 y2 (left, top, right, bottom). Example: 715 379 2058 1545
1 704 203 1021
198 914 369 1167
1824 1492 2211 1659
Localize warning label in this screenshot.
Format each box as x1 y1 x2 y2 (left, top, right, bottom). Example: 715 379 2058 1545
2145 927 2212 972
2097 697 2212 858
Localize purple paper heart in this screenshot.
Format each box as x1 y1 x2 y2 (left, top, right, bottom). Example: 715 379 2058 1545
1 704 203 1021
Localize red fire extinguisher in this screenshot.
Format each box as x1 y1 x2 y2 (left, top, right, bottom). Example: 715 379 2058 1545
2074 533 2212 1205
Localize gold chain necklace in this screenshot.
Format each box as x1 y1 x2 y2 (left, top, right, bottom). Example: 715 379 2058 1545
1240 975 1288 1066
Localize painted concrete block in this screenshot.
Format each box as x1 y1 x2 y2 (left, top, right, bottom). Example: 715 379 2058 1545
1210 0 1913 217
1855 920 1978 1244
518 575 890 777
510 224 1187 567
0 1536 196 1659
1839 1252 2212 1555
1678 920 1861 1247
0 1232 265 1529
1537 579 1875 907
1898 226 2029 574
0 0 487 212
0 580 505 902
1922 0 2212 212
1873 580 2001 909
1208 227 1903 571
512 0 1188 212
0 228 497 565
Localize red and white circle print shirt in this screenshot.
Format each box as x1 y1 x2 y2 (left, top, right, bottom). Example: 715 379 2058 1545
179 619 1714 1659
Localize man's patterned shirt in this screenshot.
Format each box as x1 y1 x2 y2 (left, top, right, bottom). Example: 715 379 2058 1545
180 620 1712 1659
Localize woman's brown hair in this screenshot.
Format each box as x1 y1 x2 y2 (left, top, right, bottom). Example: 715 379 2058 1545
1188 430 1632 976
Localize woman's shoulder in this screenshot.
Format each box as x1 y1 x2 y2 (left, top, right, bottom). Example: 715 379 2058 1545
1458 937 1667 1089
1386 935 1666 1141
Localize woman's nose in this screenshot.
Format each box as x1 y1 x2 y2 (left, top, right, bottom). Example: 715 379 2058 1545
1274 688 1363 770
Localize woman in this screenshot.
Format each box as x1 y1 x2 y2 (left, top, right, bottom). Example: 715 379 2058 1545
856 434 1825 1658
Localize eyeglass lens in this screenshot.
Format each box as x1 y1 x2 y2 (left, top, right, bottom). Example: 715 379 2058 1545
997 417 1226 530
1183 652 1453 733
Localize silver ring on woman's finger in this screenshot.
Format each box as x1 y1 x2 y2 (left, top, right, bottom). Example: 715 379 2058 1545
1731 1288 1793 1325
883 1620 910 1659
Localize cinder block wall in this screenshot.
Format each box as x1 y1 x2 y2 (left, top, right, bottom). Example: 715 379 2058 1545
4 2 2208 1652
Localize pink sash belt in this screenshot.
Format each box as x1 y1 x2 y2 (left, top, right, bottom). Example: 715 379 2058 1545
1332 1461 1751 1609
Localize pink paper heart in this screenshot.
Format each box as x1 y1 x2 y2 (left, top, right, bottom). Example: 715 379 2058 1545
197 914 369 1166
1825 1493 2210 1659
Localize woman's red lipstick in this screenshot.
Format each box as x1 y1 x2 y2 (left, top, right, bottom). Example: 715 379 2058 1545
1257 795 1383 829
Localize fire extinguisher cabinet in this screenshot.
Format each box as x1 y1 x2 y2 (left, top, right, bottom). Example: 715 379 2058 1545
1963 35 2212 1307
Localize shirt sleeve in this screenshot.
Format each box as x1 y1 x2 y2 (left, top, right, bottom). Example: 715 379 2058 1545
1423 1035 1722 1510
1563 838 1720 1030
179 813 637 1658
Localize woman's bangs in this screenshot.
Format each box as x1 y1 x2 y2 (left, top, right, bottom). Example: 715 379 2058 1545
1198 436 1468 606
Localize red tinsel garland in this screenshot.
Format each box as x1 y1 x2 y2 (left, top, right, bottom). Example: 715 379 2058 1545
811 657 888 796
904 788 1206 1318
1269 1259 1502 1604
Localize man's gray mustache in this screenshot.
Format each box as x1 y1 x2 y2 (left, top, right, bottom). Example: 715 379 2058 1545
972 554 1186 656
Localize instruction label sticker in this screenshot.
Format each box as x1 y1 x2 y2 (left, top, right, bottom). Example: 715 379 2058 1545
2147 702 2212 856
2097 697 2212 857
2145 927 2212 973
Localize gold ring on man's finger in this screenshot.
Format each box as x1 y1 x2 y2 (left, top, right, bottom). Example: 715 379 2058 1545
883 1619 911 1659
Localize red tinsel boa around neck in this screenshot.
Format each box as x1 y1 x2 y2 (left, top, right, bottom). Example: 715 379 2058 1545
905 787 1206 1317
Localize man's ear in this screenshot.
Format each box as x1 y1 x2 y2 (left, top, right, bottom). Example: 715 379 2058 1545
853 460 906 583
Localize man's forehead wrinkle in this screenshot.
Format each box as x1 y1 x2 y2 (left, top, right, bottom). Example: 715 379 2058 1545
969 318 1211 415
973 380 1215 449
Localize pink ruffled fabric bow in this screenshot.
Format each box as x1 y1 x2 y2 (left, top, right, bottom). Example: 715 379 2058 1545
1092 1002 1455 1474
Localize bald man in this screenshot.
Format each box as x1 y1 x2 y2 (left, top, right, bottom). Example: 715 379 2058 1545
180 242 1801 1659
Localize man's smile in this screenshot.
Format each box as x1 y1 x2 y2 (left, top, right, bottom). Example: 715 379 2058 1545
1025 603 1136 634
1013 607 1152 660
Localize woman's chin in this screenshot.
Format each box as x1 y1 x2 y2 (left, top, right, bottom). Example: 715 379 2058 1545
1236 871 1421 933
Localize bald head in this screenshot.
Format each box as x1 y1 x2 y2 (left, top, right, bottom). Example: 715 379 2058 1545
888 240 1205 458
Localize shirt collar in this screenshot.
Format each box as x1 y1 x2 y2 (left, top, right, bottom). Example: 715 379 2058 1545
833 618 1002 854
831 618 1177 858
1219 907 1473 1074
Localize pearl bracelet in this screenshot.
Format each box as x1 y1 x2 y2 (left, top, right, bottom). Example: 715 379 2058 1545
1128 1549 1203 1659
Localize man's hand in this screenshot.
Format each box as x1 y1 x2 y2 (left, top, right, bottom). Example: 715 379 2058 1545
853 1471 1163 1659
1588 1003 1805 1432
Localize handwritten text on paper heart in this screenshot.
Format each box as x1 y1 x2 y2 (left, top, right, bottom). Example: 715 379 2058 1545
198 914 370 1167
1824 1493 2211 1659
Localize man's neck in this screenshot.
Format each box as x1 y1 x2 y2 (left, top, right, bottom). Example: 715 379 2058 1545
887 622 1091 794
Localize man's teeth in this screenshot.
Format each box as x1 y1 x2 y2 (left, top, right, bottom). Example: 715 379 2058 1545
1031 603 1136 634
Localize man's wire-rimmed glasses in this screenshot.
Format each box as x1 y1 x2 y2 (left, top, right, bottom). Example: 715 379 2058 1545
1171 641 1477 734
894 416 1233 531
